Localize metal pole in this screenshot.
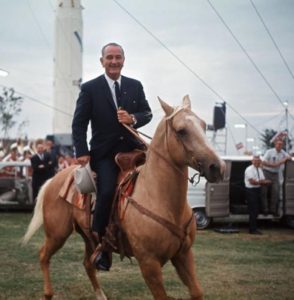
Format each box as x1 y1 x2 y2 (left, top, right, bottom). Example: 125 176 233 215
285 105 289 153
225 126 227 155
245 124 248 151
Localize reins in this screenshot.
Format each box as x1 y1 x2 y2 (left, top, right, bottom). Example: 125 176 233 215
126 196 194 253
164 117 201 186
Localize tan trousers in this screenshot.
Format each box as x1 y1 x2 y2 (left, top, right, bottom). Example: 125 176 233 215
263 170 279 214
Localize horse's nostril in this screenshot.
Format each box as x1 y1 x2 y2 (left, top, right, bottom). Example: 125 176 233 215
209 163 219 173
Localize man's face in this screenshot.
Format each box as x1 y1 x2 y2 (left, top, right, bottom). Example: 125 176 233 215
36 144 44 154
45 140 53 150
100 45 125 80
10 149 17 160
252 157 261 167
275 140 283 152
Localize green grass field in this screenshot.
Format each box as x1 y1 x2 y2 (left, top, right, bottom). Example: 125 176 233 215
0 213 293 300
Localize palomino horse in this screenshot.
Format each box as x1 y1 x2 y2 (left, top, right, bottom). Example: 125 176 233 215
22 95 225 300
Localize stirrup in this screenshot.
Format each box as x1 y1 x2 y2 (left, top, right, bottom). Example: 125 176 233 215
90 243 102 265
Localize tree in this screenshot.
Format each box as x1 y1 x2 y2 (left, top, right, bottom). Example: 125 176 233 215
260 129 277 150
0 87 23 139
260 128 291 152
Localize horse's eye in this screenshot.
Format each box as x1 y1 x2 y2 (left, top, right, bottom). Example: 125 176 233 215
177 129 187 137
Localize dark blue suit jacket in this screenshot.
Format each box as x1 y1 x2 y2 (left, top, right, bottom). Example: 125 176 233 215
72 75 152 159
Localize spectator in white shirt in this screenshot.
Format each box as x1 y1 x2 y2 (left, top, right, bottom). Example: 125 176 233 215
262 139 291 216
244 155 271 234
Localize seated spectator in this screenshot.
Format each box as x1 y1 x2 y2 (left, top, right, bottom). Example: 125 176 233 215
22 145 34 177
0 141 5 160
1 143 21 177
2 143 18 161
58 155 69 172
65 154 76 166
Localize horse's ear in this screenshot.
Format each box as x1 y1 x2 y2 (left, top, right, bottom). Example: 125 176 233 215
158 97 174 117
182 95 191 109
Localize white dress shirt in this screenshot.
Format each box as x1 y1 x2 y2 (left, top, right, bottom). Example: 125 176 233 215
244 165 265 188
263 148 290 173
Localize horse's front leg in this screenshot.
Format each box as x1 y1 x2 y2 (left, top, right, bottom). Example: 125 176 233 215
138 258 169 300
171 248 203 300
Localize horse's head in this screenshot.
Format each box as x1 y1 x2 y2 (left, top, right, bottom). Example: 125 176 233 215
158 95 225 183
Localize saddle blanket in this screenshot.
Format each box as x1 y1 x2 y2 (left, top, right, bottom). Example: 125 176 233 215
58 167 93 210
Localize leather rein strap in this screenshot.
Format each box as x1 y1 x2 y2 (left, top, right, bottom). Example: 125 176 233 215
126 196 194 251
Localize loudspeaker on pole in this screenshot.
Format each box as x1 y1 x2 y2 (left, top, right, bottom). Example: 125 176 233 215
213 102 226 131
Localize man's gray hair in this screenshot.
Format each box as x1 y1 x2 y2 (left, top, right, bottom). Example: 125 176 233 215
101 42 125 57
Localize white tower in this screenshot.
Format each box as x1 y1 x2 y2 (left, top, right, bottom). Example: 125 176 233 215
53 0 83 134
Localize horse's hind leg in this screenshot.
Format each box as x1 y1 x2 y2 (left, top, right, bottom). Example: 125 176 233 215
39 234 71 299
171 248 203 300
39 223 73 300
138 258 169 300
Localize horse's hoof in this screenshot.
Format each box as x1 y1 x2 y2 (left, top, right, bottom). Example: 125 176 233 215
41 294 53 300
95 288 107 300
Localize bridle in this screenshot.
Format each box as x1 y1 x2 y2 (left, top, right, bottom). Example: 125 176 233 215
164 107 203 185
123 106 202 186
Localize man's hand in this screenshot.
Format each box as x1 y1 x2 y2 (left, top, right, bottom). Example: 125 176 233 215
278 157 291 166
77 155 90 166
117 109 135 125
260 179 272 185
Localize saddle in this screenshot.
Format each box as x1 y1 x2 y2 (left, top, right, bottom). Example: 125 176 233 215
115 149 146 179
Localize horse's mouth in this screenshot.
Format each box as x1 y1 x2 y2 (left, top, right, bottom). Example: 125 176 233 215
192 160 225 183
195 162 204 176
206 160 226 183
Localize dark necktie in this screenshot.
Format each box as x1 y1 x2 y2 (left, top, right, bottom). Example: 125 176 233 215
114 81 121 108
256 167 260 180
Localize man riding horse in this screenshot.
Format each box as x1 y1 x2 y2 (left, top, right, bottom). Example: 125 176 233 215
23 93 224 299
71 42 152 271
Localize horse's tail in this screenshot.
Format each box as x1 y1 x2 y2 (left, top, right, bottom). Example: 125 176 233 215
22 179 52 245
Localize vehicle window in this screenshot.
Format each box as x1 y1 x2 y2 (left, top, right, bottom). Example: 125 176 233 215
230 161 250 213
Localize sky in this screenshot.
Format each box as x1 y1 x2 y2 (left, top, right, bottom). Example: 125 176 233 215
0 0 293 155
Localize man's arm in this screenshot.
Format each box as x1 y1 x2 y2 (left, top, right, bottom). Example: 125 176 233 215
262 154 291 168
247 176 271 186
30 156 45 172
72 86 92 159
117 80 152 128
131 81 152 128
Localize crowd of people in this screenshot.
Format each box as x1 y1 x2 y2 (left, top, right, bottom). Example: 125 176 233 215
0 137 76 202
